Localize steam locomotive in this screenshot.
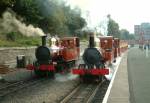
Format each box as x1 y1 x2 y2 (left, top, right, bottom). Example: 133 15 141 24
72 33 109 82
72 33 128 82
27 35 80 77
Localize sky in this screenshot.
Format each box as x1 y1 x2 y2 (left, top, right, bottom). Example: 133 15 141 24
67 0 150 33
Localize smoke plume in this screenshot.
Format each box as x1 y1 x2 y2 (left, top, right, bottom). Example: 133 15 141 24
0 11 45 36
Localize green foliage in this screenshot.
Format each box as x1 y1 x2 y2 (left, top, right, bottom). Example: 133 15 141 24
16 37 41 46
107 15 136 40
6 32 16 41
0 0 15 5
0 0 87 47
11 0 86 36
129 33 135 39
0 0 16 16
1 0 87 35
107 16 120 38
13 0 42 26
0 32 41 47
120 29 129 40
0 39 21 47
120 29 135 40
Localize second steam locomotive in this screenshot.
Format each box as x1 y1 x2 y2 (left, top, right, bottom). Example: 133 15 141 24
27 35 80 77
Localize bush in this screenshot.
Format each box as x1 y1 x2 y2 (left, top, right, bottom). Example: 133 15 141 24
6 32 17 41
0 32 41 47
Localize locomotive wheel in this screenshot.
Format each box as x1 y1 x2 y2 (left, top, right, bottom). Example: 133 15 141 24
55 64 65 72
113 59 116 63
34 70 55 78
70 60 76 67
34 70 46 77
67 60 76 69
55 60 76 73
45 71 55 78
98 75 103 82
55 57 66 73
80 75 103 83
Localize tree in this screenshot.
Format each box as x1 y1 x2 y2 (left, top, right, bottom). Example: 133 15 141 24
13 0 42 26
107 15 120 38
67 13 86 34
0 0 16 16
120 29 135 40
129 33 135 40
36 0 86 35
0 0 87 36
120 29 129 40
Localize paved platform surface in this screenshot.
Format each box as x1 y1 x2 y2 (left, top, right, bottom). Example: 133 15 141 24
128 47 150 103
107 46 150 103
107 52 130 103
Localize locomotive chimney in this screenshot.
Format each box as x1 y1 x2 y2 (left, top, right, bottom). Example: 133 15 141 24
42 35 47 46
89 32 95 48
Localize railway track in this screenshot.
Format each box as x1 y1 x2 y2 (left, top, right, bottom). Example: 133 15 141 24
91 80 110 103
60 79 107 103
0 77 45 99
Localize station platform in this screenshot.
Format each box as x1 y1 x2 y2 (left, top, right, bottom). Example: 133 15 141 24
103 46 150 103
127 47 150 103
103 52 130 103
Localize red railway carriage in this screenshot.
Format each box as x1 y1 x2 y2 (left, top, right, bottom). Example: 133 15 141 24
50 37 80 72
114 38 120 57
59 37 80 62
99 36 115 64
120 40 128 53
127 40 136 47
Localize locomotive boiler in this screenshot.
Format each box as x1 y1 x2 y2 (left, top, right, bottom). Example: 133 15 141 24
83 36 104 69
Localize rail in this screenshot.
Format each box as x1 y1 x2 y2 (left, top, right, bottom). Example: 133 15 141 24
0 77 45 99
60 79 106 103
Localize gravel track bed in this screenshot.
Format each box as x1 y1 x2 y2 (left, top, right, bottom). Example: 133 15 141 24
61 84 97 103
0 41 85 103
0 81 11 88
0 75 79 103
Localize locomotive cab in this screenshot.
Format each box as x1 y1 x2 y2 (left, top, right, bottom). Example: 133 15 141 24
114 38 120 58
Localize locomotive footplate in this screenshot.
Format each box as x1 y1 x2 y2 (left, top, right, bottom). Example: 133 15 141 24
72 69 109 75
26 64 55 71
72 64 109 75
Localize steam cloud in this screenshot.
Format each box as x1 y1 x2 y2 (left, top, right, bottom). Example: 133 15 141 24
0 11 45 36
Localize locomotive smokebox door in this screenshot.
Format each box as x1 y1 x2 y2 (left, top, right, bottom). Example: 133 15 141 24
17 55 26 68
